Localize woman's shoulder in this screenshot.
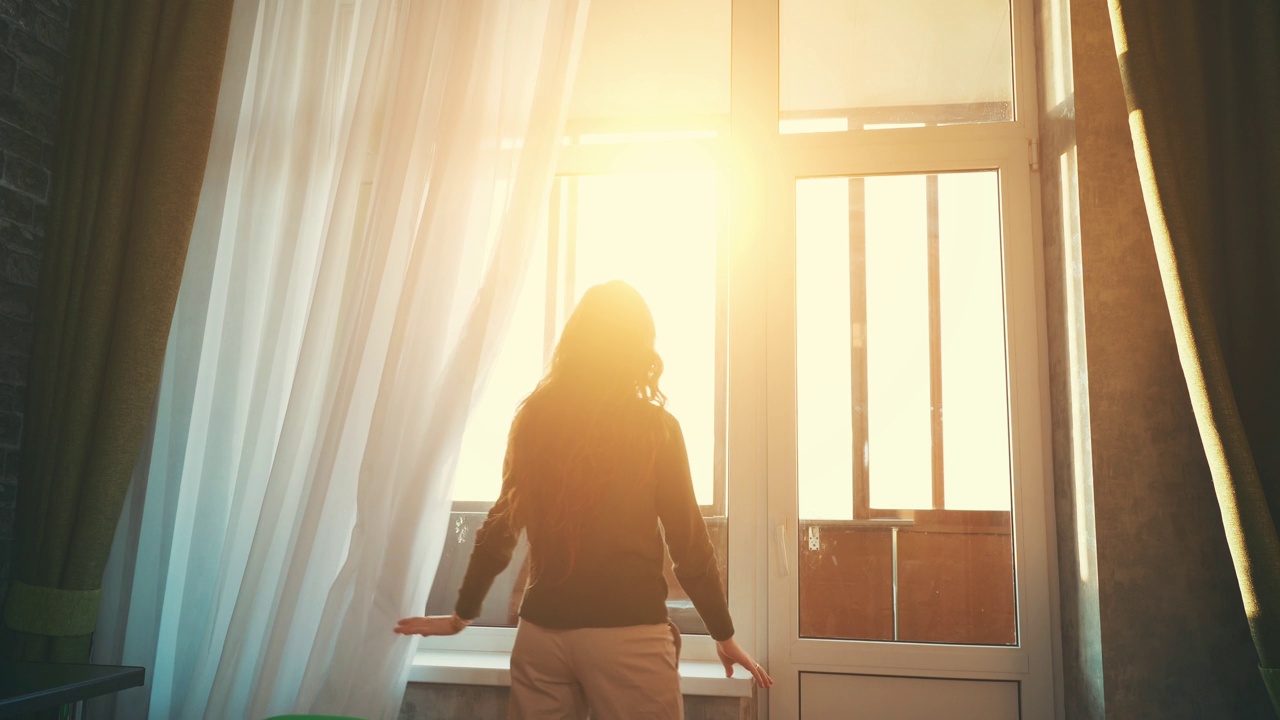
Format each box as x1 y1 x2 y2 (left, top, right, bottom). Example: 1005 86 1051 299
609 398 679 438
653 404 679 427
639 403 682 443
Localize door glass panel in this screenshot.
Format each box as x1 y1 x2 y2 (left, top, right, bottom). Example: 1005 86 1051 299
795 172 1016 645
938 174 1012 511
865 176 932 510
780 0 1014 133
428 170 728 635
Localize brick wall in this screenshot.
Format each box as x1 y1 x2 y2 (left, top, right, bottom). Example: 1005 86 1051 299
0 0 75 616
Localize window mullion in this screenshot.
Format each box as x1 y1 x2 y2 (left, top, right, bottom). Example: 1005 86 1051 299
848 177 870 521
728 0 778 668
713 176 730 518
926 174 944 511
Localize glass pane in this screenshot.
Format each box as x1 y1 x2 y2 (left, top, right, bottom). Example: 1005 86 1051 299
865 176 932 510
939 173 1012 511
796 179 854 521
450 234 548 504
569 0 730 126
795 172 1016 646
425 514 531 627
572 171 721 507
780 0 1014 133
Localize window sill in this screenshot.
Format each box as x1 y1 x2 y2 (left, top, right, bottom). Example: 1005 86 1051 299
409 650 754 698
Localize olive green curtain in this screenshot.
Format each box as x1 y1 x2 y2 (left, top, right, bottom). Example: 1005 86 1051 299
3 0 235 662
1108 1 1280 714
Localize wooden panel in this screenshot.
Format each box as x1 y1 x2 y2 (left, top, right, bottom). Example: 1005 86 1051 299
798 525 893 640
895 530 1016 645
800 673 1019 720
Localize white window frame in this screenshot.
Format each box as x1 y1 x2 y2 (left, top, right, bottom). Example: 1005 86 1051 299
423 145 742 666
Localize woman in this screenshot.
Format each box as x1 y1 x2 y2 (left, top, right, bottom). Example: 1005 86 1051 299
395 280 770 719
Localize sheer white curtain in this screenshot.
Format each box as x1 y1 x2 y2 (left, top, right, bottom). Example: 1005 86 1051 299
90 1 587 718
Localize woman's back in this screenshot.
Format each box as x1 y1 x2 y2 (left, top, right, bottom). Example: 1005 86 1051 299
457 391 734 640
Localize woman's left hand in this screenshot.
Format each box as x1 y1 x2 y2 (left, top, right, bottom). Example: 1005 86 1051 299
394 615 465 637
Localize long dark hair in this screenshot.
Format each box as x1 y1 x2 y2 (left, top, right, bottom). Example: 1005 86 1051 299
500 280 667 583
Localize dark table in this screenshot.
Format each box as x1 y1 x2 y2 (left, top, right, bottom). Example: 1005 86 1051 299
0 662 144 718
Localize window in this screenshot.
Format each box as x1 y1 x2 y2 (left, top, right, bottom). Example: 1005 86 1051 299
427 168 730 635
426 1 737 640
425 1 1056 716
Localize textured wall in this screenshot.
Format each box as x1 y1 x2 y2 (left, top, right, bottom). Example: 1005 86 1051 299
1034 0 1104 716
0 0 75 617
1035 0 1273 717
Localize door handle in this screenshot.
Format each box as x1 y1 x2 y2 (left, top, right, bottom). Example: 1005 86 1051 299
775 521 790 577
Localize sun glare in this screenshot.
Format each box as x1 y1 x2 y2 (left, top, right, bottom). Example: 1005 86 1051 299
452 169 720 506
574 171 720 505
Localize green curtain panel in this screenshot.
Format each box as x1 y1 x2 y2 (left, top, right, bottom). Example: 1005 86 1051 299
1108 1 1280 713
3 0 235 662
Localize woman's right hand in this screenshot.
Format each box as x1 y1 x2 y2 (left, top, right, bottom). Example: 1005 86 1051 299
715 637 774 688
394 614 467 637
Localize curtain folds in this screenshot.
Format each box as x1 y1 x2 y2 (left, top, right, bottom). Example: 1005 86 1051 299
90 1 588 718
3 0 235 663
1108 2 1280 713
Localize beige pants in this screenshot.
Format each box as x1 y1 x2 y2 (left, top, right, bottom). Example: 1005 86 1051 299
509 620 683 720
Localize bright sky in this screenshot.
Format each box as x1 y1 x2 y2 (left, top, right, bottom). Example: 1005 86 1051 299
451 170 719 505
798 172 1012 519
453 168 1012 519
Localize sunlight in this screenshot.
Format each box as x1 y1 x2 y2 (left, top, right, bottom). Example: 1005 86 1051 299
1061 146 1096 584
1046 0 1075 108
451 224 549 502
451 169 721 506
780 117 850 134
939 172 1011 511
796 178 855 520
797 172 1011 519
570 0 729 122
574 171 720 505
865 175 934 509
574 130 721 145
862 122 927 130
457 168 1010 515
